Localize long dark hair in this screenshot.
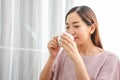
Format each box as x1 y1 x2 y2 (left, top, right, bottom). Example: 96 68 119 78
65 5 103 49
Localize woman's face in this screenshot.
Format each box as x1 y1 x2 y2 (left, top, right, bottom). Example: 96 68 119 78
65 12 93 46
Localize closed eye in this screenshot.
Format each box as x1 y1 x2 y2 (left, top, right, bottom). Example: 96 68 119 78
66 26 69 29
74 26 80 28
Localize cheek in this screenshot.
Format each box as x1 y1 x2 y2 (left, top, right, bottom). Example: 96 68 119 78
77 28 89 36
76 30 89 41
76 30 84 37
75 28 90 44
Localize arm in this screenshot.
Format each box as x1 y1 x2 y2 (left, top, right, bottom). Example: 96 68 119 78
40 36 60 80
60 34 90 80
39 56 55 80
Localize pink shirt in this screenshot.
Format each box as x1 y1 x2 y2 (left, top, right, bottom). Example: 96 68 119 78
51 50 120 80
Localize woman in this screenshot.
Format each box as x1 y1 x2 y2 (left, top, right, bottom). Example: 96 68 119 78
40 5 120 80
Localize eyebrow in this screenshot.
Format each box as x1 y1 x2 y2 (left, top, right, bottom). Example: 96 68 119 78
65 21 80 25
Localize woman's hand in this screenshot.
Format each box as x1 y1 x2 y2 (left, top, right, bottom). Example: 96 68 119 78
59 33 80 61
47 36 60 59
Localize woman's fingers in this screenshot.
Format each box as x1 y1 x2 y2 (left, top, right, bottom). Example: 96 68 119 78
61 34 74 46
47 36 60 59
60 37 75 52
48 37 59 48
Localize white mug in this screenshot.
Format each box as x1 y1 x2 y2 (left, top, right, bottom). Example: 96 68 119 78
58 32 74 45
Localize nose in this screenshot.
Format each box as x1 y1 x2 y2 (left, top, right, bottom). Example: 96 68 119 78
67 27 75 35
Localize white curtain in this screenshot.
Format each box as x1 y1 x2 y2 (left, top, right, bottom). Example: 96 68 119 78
0 0 73 80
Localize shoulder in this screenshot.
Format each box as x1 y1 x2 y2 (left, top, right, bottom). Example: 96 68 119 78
104 50 119 61
96 50 120 80
102 50 120 66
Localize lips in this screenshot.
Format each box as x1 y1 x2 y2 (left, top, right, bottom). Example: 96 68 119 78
74 37 79 40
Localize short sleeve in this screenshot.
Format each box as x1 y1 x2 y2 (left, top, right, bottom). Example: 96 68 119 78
96 54 120 80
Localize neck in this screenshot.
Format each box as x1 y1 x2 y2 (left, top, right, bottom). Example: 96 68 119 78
77 39 103 56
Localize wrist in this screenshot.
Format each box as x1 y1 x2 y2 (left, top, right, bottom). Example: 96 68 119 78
73 55 83 64
49 55 55 62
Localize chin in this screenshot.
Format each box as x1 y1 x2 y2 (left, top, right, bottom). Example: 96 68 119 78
76 41 82 46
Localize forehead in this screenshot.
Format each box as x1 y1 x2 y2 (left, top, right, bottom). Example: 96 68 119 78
66 12 83 23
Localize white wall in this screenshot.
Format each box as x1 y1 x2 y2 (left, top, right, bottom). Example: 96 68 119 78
73 0 120 59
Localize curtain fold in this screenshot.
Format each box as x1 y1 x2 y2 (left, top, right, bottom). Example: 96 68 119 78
0 0 73 80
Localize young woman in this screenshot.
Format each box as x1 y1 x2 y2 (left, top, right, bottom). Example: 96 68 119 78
40 5 120 80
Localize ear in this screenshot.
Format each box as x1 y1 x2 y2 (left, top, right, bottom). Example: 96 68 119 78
90 25 95 35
